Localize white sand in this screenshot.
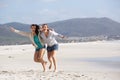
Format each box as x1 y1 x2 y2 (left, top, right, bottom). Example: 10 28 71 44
0 40 120 80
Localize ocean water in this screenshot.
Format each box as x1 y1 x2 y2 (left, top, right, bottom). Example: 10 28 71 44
58 56 120 72
57 40 120 72
79 56 120 62
59 56 120 72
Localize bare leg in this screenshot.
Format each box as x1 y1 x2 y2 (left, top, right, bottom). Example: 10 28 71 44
38 49 47 72
51 50 57 72
47 51 53 70
34 51 40 63
34 49 47 72
38 49 45 63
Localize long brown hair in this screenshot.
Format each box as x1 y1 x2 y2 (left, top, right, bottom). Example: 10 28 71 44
31 24 39 35
41 24 54 31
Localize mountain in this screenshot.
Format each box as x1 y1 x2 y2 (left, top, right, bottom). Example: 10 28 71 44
0 17 120 45
47 17 120 37
0 22 30 45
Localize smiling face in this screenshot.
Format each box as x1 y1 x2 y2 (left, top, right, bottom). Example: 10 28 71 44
42 24 49 32
30 25 36 33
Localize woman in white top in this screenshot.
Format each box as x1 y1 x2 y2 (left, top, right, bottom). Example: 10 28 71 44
10 24 47 72
40 24 65 72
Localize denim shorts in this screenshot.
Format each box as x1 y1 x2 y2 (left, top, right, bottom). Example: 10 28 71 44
47 44 58 52
35 45 45 52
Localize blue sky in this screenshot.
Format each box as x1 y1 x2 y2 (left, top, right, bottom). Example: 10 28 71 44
0 0 120 24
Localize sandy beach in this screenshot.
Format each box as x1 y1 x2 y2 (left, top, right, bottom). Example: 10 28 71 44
0 40 120 80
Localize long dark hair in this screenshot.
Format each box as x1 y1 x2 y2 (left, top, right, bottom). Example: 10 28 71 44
31 24 39 36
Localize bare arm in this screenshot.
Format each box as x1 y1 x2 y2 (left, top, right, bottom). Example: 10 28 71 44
57 33 65 39
52 31 66 39
10 27 30 37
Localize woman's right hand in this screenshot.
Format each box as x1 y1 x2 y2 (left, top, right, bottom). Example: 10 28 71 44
10 27 15 32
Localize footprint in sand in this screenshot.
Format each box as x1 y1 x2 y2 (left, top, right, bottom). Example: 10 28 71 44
8 56 14 58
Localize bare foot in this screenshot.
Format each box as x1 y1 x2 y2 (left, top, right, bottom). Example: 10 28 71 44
44 61 47 65
49 64 52 70
53 69 57 72
43 70 45 72
43 61 47 72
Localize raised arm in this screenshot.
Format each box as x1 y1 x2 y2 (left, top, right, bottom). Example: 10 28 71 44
10 27 30 37
52 31 65 39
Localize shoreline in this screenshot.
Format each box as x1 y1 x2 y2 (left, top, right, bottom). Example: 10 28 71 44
0 39 120 46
